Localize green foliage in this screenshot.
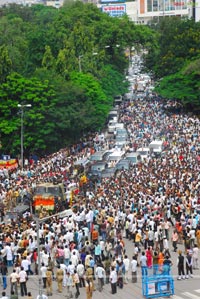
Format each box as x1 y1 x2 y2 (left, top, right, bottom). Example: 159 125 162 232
155 60 200 108
0 2 156 155
146 17 200 109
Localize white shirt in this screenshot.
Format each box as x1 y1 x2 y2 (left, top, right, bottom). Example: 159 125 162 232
21 259 30 272
18 270 27 283
123 258 130 271
110 270 117 283
95 266 105 278
131 259 137 272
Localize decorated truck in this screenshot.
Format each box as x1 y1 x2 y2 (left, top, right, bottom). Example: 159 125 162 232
32 182 79 216
32 183 66 214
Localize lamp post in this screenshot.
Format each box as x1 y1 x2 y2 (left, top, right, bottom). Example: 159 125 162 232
78 52 98 72
17 104 32 170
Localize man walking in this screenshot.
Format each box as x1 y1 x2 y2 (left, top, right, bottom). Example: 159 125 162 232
10 269 19 295
95 263 105 292
18 267 28 297
109 266 117 294
56 264 64 293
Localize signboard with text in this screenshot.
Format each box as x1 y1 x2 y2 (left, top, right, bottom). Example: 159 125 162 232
102 4 126 17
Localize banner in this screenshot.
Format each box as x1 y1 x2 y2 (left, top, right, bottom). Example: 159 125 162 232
0 159 18 169
102 4 126 17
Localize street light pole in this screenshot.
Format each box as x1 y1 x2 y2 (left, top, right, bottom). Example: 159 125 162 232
78 55 82 72
17 104 32 169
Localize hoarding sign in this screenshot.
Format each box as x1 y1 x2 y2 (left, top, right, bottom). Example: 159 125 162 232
102 4 126 16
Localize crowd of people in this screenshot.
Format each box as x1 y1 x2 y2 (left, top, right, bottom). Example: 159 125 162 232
0 94 200 299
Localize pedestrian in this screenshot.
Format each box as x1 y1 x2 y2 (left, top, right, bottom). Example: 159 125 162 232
185 251 193 279
95 263 105 292
116 260 125 289
85 278 93 299
76 261 85 287
131 255 137 283
109 266 117 294
171 230 178 252
146 247 153 268
40 263 47 289
66 272 73 299
103 256 111 284
192 244 199 269
56 264 64 293
73 269 80 298
0 260 8 290
10 269 19 295
177 250 185 280
18 266 28 297
46 267 53 296
140 251 147 276
123 254 130 283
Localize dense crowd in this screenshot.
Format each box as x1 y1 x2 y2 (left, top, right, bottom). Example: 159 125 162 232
0 95 200 299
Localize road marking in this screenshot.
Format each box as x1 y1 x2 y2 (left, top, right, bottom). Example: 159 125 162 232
172 295 184 299
194 289 200 293
182 292 200 299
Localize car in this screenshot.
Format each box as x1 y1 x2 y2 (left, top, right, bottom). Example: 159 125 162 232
89 151 106 162
125 152 140 164
115 159 131 170
149 140 164 154
87 161 108 177
136 147 150 161
108 150 125 163
101 167 117 179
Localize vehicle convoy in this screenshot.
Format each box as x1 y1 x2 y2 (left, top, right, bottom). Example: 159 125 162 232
32 182 70 215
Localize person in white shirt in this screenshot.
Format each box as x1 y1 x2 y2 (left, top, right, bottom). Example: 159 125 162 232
40 263 47 289
70 251 79 267
77 261 85 287
18 267 28 297
21 257 31 275
109 266 117 294
95 264 105 292
64 245 71 266
123 255 130 283
10 269 19 294
131 256 138 283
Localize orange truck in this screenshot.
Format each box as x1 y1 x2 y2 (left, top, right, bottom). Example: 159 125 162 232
33 183 65 212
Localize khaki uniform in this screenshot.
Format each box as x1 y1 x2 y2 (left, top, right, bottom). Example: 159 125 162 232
46 269 53 296
56 268 64 293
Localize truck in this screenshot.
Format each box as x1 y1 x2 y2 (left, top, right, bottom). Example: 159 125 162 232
32 182 67 214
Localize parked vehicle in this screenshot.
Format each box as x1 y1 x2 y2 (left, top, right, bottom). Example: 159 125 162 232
149 140 164 154
136 147 150 161
125 152 140 164
108 150 125 163
115 159 131 170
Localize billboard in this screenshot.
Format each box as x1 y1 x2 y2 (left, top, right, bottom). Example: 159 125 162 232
102 4 126 16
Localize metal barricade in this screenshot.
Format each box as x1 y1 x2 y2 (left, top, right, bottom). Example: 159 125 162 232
142 265 174 298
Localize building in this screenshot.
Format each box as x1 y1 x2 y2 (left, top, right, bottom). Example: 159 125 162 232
1 0 195 23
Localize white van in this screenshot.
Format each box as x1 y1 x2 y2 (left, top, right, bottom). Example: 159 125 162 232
136 147 150 161
108 150 125 163
149 140 163 154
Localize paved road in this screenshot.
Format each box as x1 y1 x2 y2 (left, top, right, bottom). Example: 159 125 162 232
3 229 200 299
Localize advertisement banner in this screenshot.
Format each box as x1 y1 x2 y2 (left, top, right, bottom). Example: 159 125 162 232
0 159 18 169
102 4 126 17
